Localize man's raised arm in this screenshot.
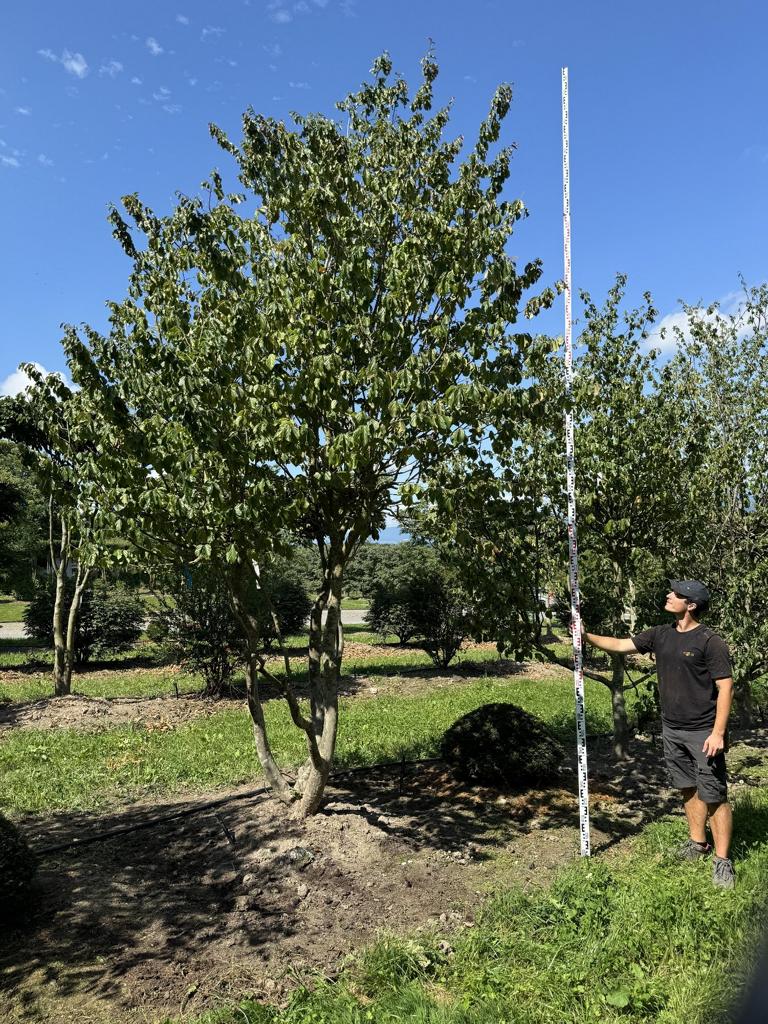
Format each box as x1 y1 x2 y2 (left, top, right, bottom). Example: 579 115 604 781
584 632 638 655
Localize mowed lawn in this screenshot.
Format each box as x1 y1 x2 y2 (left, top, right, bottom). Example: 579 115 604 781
0 627 624 814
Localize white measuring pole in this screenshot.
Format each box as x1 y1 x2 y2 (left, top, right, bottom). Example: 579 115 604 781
561 67 591 857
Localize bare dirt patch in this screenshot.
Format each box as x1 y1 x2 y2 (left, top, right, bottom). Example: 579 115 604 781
8 732 767 1024
0 693 235 733
0 651 564 734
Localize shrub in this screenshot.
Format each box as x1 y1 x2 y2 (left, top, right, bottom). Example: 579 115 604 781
148 570 245 698
365 584 420 645
255 576 312 648
410 569 474 668
440 702 565 786
363 547 473 662
0 813 37 917
149 566 311 697
23 577 144 663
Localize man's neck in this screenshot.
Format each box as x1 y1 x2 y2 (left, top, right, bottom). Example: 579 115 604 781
675 612 701 632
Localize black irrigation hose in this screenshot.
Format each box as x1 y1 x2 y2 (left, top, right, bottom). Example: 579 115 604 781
33 757 444 858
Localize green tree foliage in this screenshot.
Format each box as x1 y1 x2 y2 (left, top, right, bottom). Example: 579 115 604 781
1 383 104 694
664 283 768 719
24 578 144 664
415 276 701 756
0 440 49 600
57 54 555 815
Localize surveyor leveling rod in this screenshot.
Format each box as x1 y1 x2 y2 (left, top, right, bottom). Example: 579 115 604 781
561 67 591 857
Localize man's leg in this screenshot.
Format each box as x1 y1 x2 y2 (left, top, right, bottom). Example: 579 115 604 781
681 786 709 844
707 800 732 859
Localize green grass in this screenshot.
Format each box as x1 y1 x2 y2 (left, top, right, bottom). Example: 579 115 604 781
0 629 559 703
342 598 370 611
0 675 631 814
0 597 27 622
183 788 768 1024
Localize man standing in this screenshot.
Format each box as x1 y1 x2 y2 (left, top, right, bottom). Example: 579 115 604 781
583 580 735 889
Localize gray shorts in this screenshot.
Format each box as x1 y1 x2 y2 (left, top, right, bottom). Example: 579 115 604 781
662 724 728 803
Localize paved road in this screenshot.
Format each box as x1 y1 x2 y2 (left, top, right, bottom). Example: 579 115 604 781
0 607 369 643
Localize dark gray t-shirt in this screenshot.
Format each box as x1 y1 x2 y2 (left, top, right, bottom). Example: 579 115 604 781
631 623 732 730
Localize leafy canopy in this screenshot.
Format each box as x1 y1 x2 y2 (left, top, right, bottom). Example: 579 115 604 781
61 52 556 582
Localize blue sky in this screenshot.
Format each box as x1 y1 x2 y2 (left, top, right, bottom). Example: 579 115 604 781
1 0 766 398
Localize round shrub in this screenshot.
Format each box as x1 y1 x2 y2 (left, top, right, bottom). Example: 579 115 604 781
0 813 37 916
440 702 565 786
23 577 145 663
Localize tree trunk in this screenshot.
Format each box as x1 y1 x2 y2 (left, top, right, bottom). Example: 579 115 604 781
51 509 71 697
52 557 69 696
296 559 343 817
609 653 629 760
244 651 295 804
59 566 92 695
229 568 295 805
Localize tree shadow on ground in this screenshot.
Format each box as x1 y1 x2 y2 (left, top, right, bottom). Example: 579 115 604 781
3 731 768 1021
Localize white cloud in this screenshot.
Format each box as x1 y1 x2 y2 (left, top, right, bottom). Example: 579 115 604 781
263 43 283 58
38 47 89 77
62 51 89 78
163 104 182 114
153 86 171 100
268 2 293 24
311 0 329 6
131 76 142 85
646 291 747 353
15 107 31 116
37 153 53 166
201 25 225 39
1 155 20 168
1 363 44 396
99 60 123 78
289 80 309 89
146 37 164 56
294 1 310 12
176 13 190 24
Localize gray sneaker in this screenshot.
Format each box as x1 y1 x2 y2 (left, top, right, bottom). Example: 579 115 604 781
712 856 735 889
676 838 711 861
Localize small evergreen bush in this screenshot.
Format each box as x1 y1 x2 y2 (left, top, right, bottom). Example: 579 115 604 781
440 702 565 786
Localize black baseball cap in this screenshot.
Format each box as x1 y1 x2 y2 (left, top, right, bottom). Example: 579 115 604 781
669 579 710 605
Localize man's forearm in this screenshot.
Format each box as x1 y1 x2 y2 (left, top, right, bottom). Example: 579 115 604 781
712 680 733 736
585 632 631 655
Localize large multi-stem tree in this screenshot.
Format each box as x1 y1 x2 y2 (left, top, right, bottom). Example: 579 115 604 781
60 55 556 815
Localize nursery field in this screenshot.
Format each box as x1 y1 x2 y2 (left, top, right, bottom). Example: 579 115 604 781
1 629 767 1024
